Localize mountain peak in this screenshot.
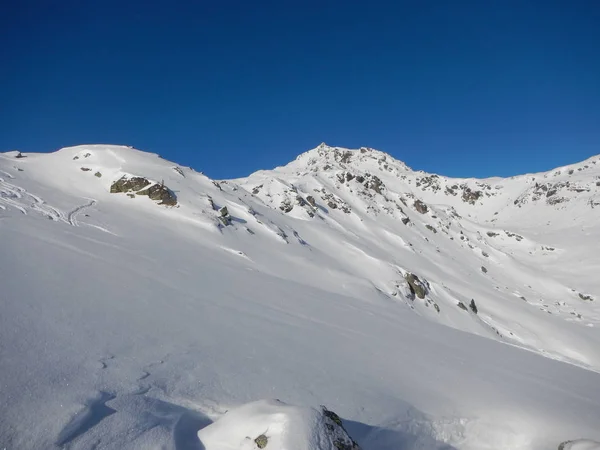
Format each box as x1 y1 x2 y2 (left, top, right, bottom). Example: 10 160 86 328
277 143 412 176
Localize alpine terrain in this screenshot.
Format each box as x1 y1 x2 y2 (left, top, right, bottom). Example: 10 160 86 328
1 143 600 450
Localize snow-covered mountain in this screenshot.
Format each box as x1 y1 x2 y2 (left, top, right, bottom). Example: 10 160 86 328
1 143 600 450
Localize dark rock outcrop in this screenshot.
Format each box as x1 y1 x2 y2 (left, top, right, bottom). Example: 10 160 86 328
254 434 268 448
425 224 437 233
405 273 427 299
469 299 478 314
219 206 231 225
110 176 151 193
137 183 177 206
110 176 177 206
462 187 482 204
413 200 428 214
321 407 360 450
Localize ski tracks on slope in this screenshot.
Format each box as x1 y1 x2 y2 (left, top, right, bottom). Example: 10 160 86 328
0 175 98 226
68 199 97 226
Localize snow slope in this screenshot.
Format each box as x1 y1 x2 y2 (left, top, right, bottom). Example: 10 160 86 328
1 144 600 450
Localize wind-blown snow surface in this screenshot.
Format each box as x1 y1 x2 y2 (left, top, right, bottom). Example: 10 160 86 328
1 144 600 449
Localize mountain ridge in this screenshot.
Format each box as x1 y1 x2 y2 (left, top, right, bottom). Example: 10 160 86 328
1 143 600 449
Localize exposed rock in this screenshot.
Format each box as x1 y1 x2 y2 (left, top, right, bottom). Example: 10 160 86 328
401 217 411 225
218 206 231 226
462 187 482 204
15 152 26 159
339 151 352 164
579 293 594 301
469 299 478 314
306 196 316 207
505 231 523 241
110 176 151 193
280 199 294 213
457 302 468 311
254 434 268 449
295 195 307 207
486 231 499 237
137 183 178 206
413 199 428 214
328 201 338 209
425 224 437 233
321 407 360 450
80 167 91 172
364 174 384 194
481 266 488 274
405 273 427 299
94 172 102 178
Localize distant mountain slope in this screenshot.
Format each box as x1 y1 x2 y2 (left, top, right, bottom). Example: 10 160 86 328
1 144 599 450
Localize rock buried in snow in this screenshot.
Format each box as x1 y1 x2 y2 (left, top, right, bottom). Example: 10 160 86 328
197 400 360 450
558 440 600 450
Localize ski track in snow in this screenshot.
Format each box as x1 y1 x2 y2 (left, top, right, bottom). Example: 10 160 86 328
0 176 100 226
68 199 97 226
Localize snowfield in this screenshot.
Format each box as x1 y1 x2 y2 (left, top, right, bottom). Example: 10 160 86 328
1 144 600 449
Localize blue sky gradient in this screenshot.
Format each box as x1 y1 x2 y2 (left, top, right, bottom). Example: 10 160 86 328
1 1 599 179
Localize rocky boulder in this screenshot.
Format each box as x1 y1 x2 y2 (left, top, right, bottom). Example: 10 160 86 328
110 176 177 206
197 400 360 450
405 273 428 299
413 199 429 214
110 176 151 193
137 183 177 206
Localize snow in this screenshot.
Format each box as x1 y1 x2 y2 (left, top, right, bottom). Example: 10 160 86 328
560 441 600 450
197 400 357 450
1 144 600 449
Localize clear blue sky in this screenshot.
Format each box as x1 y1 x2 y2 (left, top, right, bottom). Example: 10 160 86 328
1 1 599 179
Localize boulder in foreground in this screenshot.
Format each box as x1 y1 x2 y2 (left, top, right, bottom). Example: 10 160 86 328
198 399 359 450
